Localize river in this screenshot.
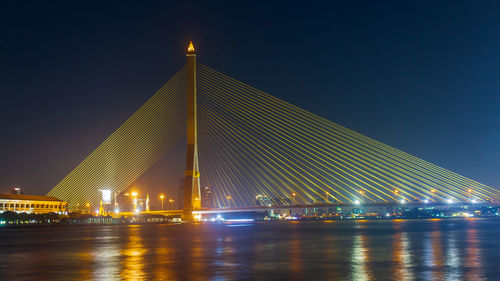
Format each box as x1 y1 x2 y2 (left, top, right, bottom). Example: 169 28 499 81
0 219 498 280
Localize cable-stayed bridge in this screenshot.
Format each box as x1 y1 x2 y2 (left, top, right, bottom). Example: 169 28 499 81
47 43 499 220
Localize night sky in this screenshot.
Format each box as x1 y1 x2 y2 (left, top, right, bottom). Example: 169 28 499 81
1 1 499 198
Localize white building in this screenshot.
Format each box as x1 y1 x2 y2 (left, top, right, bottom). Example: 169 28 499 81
0 194 67 214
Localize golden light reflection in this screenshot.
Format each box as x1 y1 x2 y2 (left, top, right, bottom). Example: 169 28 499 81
422 230 444 280
465 227 485 281
121 226 146 280
189 234 208 280
289 233 303 277
391 232 413 280
154 227 174 280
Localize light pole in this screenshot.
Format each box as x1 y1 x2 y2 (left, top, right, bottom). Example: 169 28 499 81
468 189 472 202
431 189 436 202
358 190 365 202
160 194 164 211
394 189 399 202
292 192 296 205
226 196 232 208
169 199 174 210
326 191 330 203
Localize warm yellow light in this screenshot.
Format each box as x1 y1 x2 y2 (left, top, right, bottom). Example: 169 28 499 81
86 203 90 207
468 189 472 193
431 189 436 193
131 192 138 197
187 41 195 54
226 196 231 199
292 193 296 196
160 194 164 199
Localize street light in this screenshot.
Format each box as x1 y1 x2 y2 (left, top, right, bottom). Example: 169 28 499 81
292 192 296 205
358 190 365 202
431 189 437 202
160 194 164 211
226 196 232 208
169 199 174 209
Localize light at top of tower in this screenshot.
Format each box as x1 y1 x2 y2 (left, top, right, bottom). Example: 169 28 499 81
187 41 195 54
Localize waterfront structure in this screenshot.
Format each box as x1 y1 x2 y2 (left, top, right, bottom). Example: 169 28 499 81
0 194 67 214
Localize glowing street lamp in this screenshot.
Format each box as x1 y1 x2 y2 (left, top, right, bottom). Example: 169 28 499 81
431 189 437 202
160 194 164 211
292 192 296 205
169 199 174 209
226 196 232 208
358 190 365 202
394 189 400 202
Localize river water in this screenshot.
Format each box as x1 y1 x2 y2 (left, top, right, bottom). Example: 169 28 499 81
0 219 499 280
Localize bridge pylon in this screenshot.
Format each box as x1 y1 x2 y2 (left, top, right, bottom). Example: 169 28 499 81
182 41 201 221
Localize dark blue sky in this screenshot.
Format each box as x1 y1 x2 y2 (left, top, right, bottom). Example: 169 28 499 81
1 1 499 196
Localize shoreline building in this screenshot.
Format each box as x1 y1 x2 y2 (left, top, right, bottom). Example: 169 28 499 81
0 194 67 214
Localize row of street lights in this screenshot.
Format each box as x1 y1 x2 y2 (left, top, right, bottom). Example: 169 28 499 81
286 188 479 206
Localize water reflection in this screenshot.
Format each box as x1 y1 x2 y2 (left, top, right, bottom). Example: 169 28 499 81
445 231 461 280
121 226 146 280
289 232 303 280
464 227 485 281
0 220 497 280
91 228 120 281
391 231 413 280
350 234 373 281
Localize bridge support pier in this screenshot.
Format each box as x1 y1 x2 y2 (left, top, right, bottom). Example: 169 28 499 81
183 41 201 221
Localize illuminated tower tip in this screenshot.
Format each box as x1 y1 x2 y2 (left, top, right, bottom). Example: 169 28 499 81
187 41 195 54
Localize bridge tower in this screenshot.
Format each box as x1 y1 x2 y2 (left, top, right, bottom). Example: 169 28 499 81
183 41 201 221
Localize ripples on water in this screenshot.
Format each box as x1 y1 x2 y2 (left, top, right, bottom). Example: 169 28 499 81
0 219 499 280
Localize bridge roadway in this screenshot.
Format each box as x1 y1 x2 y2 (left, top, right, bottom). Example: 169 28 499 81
130 201 481 217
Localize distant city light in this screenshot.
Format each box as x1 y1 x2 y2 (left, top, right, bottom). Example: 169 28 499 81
446 199 454 204
114 208 119 213
400 199 406 204
424 199 429 203
100 189 111 204
354 200 360 205
471 199 477 204
226 218 254 222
